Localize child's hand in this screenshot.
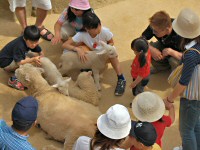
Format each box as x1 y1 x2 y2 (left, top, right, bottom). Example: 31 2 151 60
33 56 41 66
162 48 173 57
51 34 61 45
76 47 88 63
163 97 174 110
130 82 136 88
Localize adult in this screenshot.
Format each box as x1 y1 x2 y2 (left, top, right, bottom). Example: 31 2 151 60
142 11 182 73
73 104 131 150
8 0 53 41
121 121 161 150
51 0 92 45
164 8 200 150
0 96 38 149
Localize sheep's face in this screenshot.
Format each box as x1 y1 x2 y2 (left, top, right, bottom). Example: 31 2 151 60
52 78 71 96
15 64 44 87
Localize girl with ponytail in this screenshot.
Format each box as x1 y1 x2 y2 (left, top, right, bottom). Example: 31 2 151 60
130 37 151 97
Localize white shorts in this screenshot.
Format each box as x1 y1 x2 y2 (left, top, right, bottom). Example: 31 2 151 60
8 0 52 12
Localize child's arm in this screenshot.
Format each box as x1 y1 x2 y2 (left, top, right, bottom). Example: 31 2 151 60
62 38 87 63
18 56 41 66
107 38 114 46
166 103 175 124
51 22 62 45
130 76 143 88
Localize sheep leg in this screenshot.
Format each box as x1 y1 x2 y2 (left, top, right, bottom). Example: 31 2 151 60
92 69 101 91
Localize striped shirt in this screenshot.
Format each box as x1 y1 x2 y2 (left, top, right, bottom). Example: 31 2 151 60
179 42 200 86
0 120 35 150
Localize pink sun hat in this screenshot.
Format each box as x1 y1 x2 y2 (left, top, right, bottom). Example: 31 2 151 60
69 0 91 10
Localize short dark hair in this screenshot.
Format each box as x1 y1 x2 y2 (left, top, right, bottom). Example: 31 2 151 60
83 11 101 29
23 25 40 41
12 120 34 132
92 128 125 150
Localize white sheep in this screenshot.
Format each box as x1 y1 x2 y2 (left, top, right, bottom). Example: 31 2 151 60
15 64 101 150
40 57 100 105
53 71 101 106
58 41 117 90
40 57 69 86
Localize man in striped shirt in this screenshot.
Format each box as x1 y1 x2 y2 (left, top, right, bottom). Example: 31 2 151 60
0 96 38 150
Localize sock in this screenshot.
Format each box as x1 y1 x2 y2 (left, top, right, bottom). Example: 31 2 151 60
117 74 125 81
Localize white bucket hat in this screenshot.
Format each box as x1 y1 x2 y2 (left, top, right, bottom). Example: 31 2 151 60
172 8 200 39
132 92 165 122
97 104 131 139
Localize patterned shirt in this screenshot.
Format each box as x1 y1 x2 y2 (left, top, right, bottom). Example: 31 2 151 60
57 7 84 32
0 120 35 150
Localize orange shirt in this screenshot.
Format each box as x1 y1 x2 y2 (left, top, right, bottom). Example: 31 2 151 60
131 49 151 79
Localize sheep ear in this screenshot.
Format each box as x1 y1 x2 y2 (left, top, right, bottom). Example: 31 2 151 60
52 84 58 88
100 41 107 48
87 71 92 76
96 49 106 55
66 77 71 82
25 73 30 82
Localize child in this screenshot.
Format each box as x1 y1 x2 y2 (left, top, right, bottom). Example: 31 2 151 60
51 0 93 44
0 25 44 90
73 104 131 150
62 11 126 96
0 96 38 149
130 37 151 96
131 92 175 149
121 121 161 150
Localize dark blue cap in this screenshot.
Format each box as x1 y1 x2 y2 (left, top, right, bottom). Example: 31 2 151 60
12 96 38 123
130 121 157 146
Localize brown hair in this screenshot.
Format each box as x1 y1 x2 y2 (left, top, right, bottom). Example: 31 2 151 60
179 36 200 50
91 128 125 150
149 11 171 30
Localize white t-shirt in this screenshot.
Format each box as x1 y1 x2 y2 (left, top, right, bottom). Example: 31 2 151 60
73 136 125 150
72 27 113 51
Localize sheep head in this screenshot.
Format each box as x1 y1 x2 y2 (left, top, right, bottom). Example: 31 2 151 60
76 71 96 89
15 64 44 87
96 41 117 58
51 77 71 96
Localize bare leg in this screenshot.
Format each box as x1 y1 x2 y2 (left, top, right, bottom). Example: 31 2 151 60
15 7 27 31
35 8 47 28
35 8 53 40
110 57 122 75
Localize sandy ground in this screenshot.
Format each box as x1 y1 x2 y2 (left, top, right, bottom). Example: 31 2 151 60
1 0 200 149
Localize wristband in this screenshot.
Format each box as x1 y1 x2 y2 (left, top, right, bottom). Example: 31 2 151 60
167 97 174 103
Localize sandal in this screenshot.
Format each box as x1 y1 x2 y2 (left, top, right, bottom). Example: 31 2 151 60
39 26 54 41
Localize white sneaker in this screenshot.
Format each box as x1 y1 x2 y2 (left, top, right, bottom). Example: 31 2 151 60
173 146 183 150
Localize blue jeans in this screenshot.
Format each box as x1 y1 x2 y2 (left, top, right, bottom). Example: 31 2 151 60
179 98 200 150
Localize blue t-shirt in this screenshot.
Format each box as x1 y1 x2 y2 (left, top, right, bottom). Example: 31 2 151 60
0 120 35 150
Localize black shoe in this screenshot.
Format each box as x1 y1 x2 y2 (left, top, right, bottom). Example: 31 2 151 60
115 79 126 96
